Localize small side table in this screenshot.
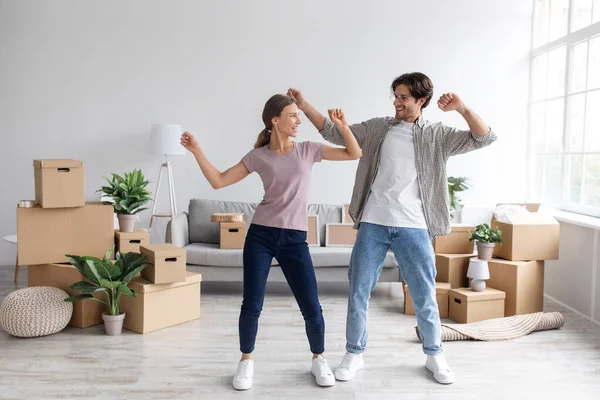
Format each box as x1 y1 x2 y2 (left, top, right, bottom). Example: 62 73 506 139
2 235 19 283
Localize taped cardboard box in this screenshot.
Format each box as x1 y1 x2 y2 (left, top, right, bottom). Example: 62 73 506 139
140 244 186 284
17 202 114 265
403 281 451 318
435 253 477 288
34 159 84 208
449 287 505 323
115 229 149 253
487 259 545 316
121 272 202 334
432 224 475 254
491 203 559 261
220 222 247 249
28 263 104 328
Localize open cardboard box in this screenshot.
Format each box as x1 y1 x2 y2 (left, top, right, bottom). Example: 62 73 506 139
491 203 559 261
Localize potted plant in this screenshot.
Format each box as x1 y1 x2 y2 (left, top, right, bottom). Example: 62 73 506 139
64 247 149 335
468 223 503 260
98 169 152 233
448 176 470 223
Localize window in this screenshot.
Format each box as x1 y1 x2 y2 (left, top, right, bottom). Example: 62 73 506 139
529 0 600 217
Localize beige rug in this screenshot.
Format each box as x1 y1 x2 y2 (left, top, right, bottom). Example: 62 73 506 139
415 312 564 342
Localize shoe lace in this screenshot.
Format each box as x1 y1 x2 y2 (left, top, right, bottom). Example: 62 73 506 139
316 358 333 376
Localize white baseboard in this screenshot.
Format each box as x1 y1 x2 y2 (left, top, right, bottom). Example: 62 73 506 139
544 293 600 328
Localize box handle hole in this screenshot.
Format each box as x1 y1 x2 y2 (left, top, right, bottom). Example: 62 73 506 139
129 240 141 244
58 168 71 172
454 298 462 304
228 229 239 233
165 257 178 262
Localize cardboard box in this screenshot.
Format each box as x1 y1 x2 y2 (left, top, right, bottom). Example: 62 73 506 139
403 281 451 318
220 222 247 249
432 224 475 254
121 272 202 334
491 203 559 261
28 263 105 328
487 259 545 316
435 253 477 288
115 229 150 253
326 223 357 246
17 202 115 265
449 287 506 323
34 159 84 208
140 244 186 284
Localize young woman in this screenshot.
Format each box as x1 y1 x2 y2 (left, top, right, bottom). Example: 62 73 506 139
180 93 362 390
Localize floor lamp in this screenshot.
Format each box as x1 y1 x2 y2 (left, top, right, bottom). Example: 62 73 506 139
148 124 185 241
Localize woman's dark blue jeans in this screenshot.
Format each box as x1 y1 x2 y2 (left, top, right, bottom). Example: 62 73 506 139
239 223 325 354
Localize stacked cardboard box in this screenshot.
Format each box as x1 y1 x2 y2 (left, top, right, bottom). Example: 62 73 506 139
432 204 560 323
484 203 559 317
23 159 115 328
120 243 201 334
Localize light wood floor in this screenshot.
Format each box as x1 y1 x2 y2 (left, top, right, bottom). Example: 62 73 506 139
1 265 599 400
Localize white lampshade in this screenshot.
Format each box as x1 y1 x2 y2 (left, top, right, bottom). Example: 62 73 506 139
467 258 490 280
148 124 185 155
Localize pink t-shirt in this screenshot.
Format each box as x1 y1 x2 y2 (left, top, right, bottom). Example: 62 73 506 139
241 141 324 231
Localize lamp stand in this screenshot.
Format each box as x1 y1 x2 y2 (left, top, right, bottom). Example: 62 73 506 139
148 154 178 242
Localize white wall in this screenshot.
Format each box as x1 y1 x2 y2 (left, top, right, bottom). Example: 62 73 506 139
0 0 533 264
545 220 600 325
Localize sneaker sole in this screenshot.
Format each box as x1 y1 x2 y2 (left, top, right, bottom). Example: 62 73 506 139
334 363 364 382
425 365 454 385
311 371 335 387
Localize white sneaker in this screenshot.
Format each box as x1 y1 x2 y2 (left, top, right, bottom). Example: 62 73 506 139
232 359 254 390
311 355 335 387
334 352 364 381
425 353 455 384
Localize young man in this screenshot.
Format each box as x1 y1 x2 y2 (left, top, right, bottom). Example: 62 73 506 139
287 72 497 385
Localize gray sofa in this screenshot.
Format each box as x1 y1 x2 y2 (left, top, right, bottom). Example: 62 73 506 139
166 199 400 282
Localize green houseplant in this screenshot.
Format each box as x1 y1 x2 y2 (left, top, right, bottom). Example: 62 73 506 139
468 223 503 260
448 177 470 222
64 246 149 335
98 169 152 233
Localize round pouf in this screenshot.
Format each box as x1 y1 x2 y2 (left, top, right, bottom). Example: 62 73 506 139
0 287 73 338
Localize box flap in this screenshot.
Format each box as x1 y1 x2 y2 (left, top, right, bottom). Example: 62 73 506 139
115 229 150 240
140 243 185 259
128 271 202 293
33 159 83 169
450 287 506 302
495 203 540 212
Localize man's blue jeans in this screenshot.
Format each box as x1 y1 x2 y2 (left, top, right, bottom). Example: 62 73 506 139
346 222 442 355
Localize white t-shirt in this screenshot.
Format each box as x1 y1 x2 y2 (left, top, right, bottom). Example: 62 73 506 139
361 120 427 229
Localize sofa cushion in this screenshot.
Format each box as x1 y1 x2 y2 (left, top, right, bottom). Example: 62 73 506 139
185 243 279 267
184 242 398 268
308 246 397 268
189 199 258 245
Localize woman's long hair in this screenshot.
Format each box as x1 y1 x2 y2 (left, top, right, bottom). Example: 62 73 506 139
254 94 296 148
